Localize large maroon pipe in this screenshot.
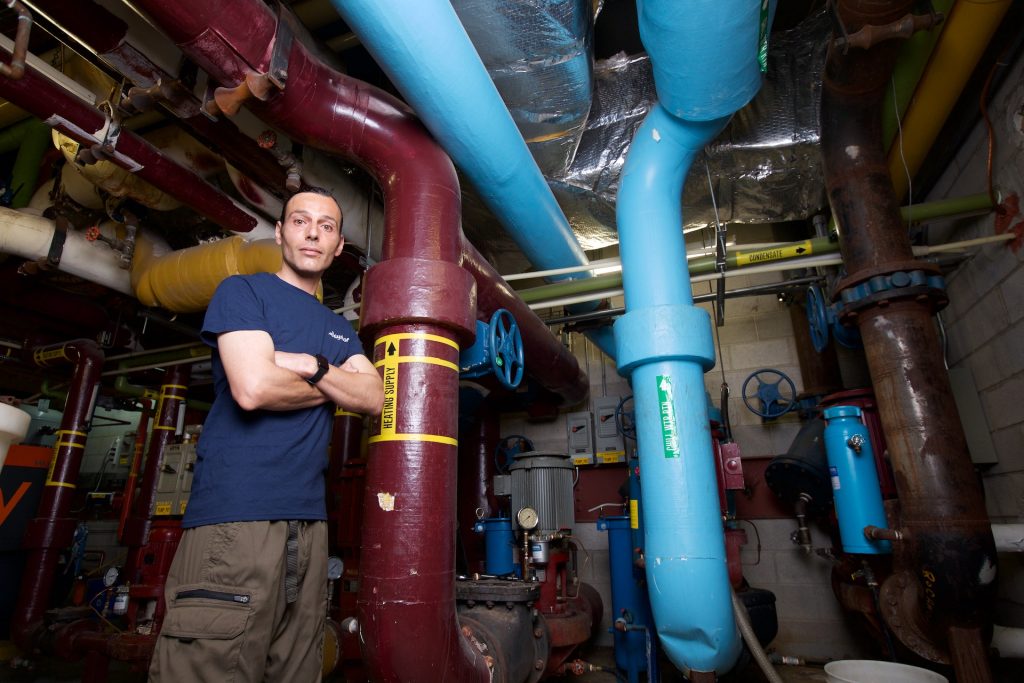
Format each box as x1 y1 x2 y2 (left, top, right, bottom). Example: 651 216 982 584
12 340 103 651
129 2 491 679
30 0 288 196
0 51 258 233
457 397 499 574
821 1 996 678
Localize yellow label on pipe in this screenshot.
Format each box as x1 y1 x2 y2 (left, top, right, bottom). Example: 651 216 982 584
630 499 639 530
735 239 813 267
380 354 398 439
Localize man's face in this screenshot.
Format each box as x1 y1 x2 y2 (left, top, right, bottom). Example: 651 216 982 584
275 192 344 278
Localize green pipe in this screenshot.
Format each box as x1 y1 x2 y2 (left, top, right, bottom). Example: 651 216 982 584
0 118 38 154
9 119 51 208
516 236 838 303
517 190 996 304
881 0 954 150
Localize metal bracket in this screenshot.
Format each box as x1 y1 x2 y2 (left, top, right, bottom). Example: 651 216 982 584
268 2 295 90
47 215 69 267
705 158 727 326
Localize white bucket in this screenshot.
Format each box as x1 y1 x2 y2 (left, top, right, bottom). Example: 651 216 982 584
0 402 31 474
825 660 948 683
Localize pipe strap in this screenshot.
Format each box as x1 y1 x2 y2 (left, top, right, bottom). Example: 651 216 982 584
613 305 715 376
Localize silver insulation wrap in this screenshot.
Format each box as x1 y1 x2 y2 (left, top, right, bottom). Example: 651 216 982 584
452 0 594 176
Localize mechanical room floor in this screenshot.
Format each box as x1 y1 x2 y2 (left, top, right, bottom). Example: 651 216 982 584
1 644 1019 682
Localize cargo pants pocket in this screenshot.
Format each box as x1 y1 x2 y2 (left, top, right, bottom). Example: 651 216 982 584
158 584 252 682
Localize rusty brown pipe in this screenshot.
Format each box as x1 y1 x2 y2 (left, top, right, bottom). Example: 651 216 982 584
821 1 997 677
0 0 32 80
11 340 103 652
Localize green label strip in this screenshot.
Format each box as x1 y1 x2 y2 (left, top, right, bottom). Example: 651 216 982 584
657 375 681 459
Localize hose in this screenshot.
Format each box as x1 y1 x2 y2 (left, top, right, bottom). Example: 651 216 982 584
731 587 784 683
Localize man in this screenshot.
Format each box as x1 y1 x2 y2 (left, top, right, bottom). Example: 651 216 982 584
150 188 384 682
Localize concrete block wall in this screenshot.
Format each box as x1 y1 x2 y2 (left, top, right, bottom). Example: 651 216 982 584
922 54 1024 618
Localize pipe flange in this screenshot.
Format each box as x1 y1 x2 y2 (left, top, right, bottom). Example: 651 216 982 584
456 577 541 606
879 571 950 664
835 268 948 322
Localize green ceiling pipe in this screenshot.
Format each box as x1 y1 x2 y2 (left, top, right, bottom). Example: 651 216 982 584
829 190 994 233
10 119 51 208
880 0 954 150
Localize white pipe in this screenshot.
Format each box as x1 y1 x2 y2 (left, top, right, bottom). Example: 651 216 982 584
993 625 1024 659
912 233 1015 255
992 524 1024 553
0 207 133 294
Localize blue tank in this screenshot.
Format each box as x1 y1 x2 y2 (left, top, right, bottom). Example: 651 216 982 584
822 406 892 554
598 515 658 683
473 517 517 576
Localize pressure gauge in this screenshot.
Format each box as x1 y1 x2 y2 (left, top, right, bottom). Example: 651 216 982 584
516 506 539 531
327 556 344 581
103 566 120 588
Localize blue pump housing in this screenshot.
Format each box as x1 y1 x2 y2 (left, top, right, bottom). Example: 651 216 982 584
473 517 518 576
598 516 659 683
822 406 892 555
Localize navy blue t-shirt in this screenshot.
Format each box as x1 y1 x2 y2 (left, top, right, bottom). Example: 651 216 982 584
183 273 361 528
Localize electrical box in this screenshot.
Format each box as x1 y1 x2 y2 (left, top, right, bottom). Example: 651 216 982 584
153 442 197 516
593 396 626 464
566 411 594 466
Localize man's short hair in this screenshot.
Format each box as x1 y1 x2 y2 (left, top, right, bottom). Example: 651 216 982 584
279 186 343 227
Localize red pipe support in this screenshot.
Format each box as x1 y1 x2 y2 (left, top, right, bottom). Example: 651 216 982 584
122 366 190 572
12 339 103 651
0 54 258 233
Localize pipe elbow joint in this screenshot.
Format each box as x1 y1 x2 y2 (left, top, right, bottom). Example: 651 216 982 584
613 305 715 376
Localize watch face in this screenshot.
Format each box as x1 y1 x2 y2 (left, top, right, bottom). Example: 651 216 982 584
517 506 539 531
327 556 344 580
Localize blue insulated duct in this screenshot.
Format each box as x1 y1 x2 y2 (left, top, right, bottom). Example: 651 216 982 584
614 0 771 674
330 0 591 282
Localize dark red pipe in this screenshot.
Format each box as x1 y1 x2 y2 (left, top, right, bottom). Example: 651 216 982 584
457 398 499 574
12 339 103 651
129 2 493 679
821 1 996 678
122 366 190 577
0 52 258 233
118 398 153 543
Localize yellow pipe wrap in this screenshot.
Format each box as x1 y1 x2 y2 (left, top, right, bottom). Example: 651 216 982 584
887 0 1012 201
131 235 282 312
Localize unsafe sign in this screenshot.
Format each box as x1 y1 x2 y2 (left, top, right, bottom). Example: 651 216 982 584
657 375 680 459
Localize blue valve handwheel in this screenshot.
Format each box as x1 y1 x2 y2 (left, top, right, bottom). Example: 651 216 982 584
806 284 831 353
489 308 524 389
742 368 797 419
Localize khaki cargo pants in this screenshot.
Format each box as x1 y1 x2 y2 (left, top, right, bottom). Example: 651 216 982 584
149 520 327 683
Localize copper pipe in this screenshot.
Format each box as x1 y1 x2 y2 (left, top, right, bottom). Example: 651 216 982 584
0 1 32 80
12 340 103 651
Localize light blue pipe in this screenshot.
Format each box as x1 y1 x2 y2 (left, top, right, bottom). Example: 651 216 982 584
614 106 737 673
330 0 590 282
615 0 771 674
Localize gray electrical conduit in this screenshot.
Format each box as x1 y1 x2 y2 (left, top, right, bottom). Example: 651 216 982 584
732 587 784 683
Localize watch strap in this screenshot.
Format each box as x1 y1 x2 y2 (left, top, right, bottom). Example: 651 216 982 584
306 353 329 385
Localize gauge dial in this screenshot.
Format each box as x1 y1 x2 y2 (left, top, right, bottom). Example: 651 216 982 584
103 566 120 588
516 506 539 531
327 556 344 581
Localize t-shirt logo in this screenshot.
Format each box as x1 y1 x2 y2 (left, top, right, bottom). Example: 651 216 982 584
329 331 350 342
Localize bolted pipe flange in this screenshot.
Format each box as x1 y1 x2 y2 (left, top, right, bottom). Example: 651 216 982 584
834 262 948 323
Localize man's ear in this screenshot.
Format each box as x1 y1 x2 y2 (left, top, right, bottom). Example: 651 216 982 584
334 235 345 257
275 221 283 245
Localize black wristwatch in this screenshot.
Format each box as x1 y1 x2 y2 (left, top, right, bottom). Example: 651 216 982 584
306 353 329 385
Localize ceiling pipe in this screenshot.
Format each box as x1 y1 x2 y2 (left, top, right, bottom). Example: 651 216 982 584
329 0 592 284
11 339 103 651
0 40 260 234
821 1 997 679
614 0 771 675
26 0 290 197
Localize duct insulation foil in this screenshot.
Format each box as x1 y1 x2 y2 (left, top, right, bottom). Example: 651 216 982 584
554 10 830 246
451 0 594 176
509 451 576 535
